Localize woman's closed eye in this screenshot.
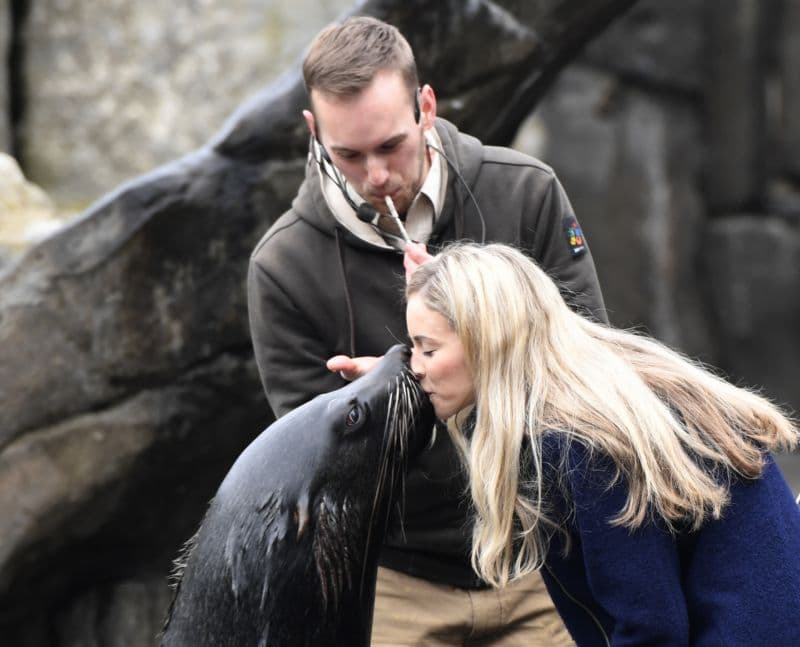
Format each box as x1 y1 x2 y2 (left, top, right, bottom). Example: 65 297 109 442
413 344 437 357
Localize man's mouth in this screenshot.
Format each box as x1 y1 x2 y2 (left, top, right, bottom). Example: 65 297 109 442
371 189 398 202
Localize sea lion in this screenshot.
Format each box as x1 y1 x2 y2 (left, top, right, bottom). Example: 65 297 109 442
160 344 434 646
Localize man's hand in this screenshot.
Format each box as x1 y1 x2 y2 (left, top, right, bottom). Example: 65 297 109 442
326 355 381 381
404 242 434 282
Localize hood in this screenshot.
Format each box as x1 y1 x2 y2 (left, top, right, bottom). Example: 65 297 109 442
290 118 486 250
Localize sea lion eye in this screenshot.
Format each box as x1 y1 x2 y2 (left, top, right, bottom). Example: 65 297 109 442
344 403 366 431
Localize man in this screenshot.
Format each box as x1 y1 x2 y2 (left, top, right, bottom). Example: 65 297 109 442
247 16 606 646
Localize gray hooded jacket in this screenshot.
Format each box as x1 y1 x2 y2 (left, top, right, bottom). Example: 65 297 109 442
248 117 607 587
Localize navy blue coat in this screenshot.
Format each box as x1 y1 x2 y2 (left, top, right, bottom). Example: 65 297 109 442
540 442 800 646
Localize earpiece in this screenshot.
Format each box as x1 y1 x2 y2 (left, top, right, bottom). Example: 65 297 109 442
317 139 332 165
310 88 486 246
426 141 487 244
312 135 380 225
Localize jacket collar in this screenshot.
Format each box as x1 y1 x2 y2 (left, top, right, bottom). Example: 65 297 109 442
293 118 479 248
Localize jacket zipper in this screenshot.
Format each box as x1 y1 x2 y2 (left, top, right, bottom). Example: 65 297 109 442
544 564 611 647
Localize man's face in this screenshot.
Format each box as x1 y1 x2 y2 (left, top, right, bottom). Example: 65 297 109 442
307 70 435 216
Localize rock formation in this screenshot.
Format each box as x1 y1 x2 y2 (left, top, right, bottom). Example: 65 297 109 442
0 1 638 642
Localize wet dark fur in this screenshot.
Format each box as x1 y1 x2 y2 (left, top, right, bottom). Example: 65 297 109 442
160 344 434 646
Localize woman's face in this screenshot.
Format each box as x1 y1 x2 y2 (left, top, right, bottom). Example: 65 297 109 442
406 294 475 420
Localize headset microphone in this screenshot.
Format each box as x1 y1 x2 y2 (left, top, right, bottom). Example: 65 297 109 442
315 138 375 217
311 88 485 246
356 197 412 247
314 137 412 248
355 202 379 224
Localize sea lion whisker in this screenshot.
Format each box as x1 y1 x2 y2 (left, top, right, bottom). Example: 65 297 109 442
314 494 354 615
361 379 416 598
361 392 396 593
294 493 311 540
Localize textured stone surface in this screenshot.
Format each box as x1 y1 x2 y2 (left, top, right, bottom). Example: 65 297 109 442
781 0 800 179
705 0 767 211
766 178 800 217
0 137 291 636
514 65 712 359
425 0 641 145
0 148 298 447
6 575 172 647
582 0 705 91
0 1 9 153
19 0 351 209
17 0 637 207
0 355 269 627
56 577 172 647
1 1 641 642
703 215 800 410
2 0 639 449
0 154 65 273
6 0 800 639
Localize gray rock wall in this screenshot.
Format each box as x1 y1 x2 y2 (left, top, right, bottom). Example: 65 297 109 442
2 2 645 643
20 0 352 209
705 216 800 410
515 0 711 355
3 0 800 642
513 0 800 413
517 66 710 357
582 0 705 91
0 0 10 153
705 0 766 211
781 0 800 179
0 154 62 273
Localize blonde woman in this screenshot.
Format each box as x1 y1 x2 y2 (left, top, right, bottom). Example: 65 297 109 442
405 242 800 646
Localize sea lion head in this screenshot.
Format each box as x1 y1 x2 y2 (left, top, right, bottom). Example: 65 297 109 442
162 344 434 646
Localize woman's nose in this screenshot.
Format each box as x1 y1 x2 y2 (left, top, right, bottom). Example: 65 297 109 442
410 351 424 379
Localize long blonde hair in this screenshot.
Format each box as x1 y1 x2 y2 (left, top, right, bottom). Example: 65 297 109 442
406 243 798 587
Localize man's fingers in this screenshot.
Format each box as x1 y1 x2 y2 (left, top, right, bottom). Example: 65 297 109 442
326 355 381 381
404 242 433 282
326 355 353 372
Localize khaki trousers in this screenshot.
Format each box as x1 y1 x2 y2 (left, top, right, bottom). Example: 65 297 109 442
371 566 574 646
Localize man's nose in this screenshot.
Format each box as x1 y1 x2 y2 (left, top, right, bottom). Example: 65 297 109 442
365 156 389 187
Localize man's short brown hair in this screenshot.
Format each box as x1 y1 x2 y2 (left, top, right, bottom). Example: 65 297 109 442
303 16 418 102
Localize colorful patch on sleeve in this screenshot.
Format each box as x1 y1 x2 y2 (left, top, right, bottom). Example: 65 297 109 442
564 217 587 257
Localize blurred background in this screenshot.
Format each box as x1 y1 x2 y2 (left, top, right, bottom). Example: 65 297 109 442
1 0 798 644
